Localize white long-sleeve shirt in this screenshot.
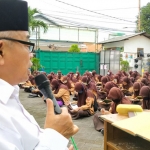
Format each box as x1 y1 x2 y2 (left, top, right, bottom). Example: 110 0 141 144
0 79 68 150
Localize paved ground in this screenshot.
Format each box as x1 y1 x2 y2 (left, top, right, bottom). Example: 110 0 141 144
19 89 104 150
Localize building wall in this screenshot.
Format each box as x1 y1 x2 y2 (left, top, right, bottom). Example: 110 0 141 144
102 35 150 74
123 35 150 74
32 40 101 52
103 41 124 49
124 35 150 53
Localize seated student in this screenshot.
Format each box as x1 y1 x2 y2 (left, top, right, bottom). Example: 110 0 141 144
104 81 118 95
122 71 129 77
96 75 103 86
74 71 81 82
57 70 63 80
121 77 133 96
97 81 118 111
101 76 110 88
93 87 131 133
21 80 33 90
130 71 141 82
61 76 75 95
132 82 144 99
51 79 70 107
130 77 135 84
67 82 95 120
140 86 150 109
91 70 99 83
47 74 55 84
107 70 114 81
81 76 98 99
67 72 78 83
97 76 110 100
141 78 150 87
113 75 122 86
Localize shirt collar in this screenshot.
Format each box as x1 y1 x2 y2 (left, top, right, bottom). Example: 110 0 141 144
0 79 19 104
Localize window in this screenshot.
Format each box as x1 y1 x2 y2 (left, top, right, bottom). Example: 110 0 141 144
137 48 144 58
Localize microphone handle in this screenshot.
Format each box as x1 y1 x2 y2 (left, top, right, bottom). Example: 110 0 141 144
40 87 62 114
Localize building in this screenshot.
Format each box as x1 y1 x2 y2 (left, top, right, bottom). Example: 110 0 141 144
99 32 150 74
30 13 102 52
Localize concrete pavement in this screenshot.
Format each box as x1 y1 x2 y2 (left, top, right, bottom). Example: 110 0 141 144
19 89 104 150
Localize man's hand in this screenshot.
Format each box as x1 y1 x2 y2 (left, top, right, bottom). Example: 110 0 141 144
44 99 79 139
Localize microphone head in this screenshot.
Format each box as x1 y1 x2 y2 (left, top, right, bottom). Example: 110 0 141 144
35 74 50 88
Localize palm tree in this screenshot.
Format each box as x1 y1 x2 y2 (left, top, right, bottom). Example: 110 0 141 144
28 7 48 50
28 7 48 33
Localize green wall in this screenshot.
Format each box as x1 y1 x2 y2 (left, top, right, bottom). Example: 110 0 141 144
36 50 100 75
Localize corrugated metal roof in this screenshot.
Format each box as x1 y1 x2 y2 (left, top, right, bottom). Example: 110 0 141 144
99 32 150 44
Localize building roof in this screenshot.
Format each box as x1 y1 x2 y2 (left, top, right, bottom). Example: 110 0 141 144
34 14 60 27
99 32 150 44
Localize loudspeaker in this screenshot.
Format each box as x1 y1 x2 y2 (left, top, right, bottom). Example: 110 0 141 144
147 54 150 57
134 64 138 68
134 58 138 63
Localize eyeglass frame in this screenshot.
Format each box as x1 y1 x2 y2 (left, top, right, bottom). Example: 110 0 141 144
0 37 35 52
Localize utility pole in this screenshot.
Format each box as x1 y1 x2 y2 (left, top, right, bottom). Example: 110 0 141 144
138 0 141 32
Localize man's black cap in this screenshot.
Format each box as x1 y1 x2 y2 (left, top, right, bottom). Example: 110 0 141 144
0 0 28 31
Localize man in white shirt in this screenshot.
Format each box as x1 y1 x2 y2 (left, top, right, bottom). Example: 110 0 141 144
0 0 78 149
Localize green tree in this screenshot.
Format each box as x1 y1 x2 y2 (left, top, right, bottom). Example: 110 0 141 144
120 60 129 72
31 58 44 72
28 7 48 33
68 44 80 52
138 3 150 33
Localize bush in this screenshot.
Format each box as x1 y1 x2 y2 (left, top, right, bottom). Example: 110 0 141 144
31 58 44 72
68 44 80 52
120 60 129 72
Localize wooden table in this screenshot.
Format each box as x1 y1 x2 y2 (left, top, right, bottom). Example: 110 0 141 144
101 114 150 150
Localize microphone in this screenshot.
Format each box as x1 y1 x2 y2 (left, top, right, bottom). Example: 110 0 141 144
34 74 62 114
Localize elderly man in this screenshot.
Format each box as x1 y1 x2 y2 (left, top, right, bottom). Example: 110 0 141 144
0 0 78 150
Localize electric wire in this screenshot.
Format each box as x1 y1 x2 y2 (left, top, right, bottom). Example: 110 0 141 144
54 0 135 23
42 13 135 32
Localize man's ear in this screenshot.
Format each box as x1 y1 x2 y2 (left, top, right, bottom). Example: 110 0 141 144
0 41 4 65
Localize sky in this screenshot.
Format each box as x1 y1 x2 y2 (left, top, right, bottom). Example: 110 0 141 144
25 0 150 41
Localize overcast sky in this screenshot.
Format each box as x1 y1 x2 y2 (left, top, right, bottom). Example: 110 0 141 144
25 0 150 40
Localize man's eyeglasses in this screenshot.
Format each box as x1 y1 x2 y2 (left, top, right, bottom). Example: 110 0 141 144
0 37 35 52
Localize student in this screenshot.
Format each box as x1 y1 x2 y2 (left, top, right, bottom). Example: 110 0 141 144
93 87 131 133
130 71 141 82
67 82 95 119
133 82 144 99
61 76 75 95
104 81 118 95
81 76 98 98
107 70 114 81
101 76 110 88
0 0 78 149
91 70 99 83
57 70 63 80
141 78 150 87
121 77 133 96
140 86 150 109
51 79 70 107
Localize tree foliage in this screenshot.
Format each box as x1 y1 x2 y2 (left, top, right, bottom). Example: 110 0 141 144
68 44 80 52
120 60 129 72
28 7 48 33
139 3 150 33
31 58 44 72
